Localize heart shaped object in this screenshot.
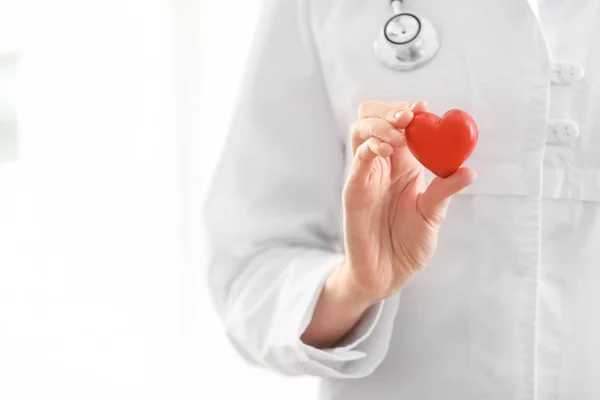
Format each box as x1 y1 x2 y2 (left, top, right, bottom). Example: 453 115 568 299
405 109 479 178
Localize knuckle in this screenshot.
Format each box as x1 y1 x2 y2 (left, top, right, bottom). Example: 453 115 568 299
367 136 380 147
371 120 390 139
387 101 414 118
358 100 413 120
357 100 380 118
357 102 371 118
353 119 375 139
364 120 377 137
350 121 360 136
356 145 368 161
350 121 366 139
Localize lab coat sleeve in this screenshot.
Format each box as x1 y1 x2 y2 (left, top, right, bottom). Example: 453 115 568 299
202 0 401 379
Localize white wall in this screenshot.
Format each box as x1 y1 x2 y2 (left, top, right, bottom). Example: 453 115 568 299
0 0 181 398
0 0 19 162
0 0 318 398
0 0 20 56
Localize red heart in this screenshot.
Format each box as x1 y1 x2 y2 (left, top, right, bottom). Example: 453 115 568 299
405 109 479 178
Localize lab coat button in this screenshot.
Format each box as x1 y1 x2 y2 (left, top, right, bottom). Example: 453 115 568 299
548 119 580 144
551 60 585 84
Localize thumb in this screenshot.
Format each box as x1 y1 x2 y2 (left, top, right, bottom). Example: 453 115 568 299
418 167 477 227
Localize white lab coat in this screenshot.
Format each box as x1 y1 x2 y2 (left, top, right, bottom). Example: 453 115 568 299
203 0 600 398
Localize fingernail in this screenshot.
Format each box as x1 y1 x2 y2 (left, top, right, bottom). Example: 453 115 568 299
393 110 404 119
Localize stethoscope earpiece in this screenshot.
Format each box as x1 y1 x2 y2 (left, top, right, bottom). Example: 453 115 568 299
374 0 440 71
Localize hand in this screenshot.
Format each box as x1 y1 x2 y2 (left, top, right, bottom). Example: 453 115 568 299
301 100 476 349
338 100 477 306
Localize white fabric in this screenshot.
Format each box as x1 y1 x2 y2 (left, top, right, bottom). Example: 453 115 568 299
203 0 600 398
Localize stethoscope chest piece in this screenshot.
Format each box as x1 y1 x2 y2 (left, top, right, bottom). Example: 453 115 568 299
374 11 440 71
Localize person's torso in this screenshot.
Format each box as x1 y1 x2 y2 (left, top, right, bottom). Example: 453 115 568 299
310 0 600 398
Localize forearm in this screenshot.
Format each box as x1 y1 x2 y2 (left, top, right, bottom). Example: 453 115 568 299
301 260 375 349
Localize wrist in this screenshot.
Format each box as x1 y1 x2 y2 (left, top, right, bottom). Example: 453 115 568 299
301 258 379 349
325 259 379 316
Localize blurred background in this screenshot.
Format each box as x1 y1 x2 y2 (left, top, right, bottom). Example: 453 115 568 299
0 0 315 398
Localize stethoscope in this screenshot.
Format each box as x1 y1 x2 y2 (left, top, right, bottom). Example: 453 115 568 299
373 0 440 71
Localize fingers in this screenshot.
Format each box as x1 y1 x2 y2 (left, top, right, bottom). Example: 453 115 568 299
351 117 406 155
358 100 428 121
347 99 429 182
358 100 411 119
351 106 420 155
417 167 477 228
389 109 416 130
348 137 393 183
